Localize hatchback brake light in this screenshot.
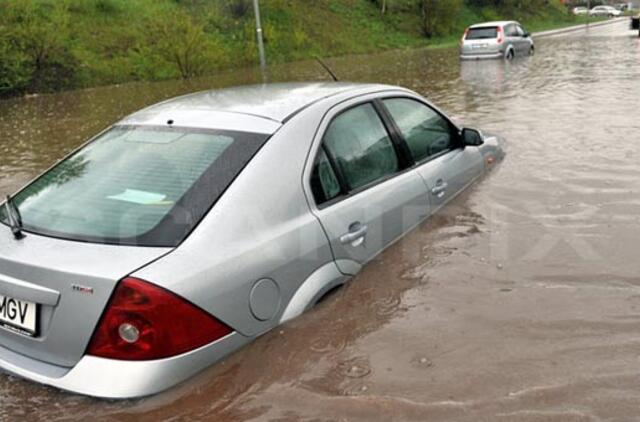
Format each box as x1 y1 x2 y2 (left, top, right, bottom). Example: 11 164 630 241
496 27 504 44
461 28 469 45
87 277 232 360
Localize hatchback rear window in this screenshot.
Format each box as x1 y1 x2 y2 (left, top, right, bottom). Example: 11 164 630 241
465 27 498 40
0 126 269 246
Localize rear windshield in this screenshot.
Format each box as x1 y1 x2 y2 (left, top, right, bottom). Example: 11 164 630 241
466 27 498 40
0 126 269 246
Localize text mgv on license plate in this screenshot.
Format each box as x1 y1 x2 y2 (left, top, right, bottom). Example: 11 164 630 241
0 294 37 336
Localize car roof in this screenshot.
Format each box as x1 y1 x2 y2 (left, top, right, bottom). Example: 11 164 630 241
119 82 393 134
469 21 518 29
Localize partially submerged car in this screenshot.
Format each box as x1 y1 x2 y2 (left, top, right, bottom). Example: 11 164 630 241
460 21 534 60
589 5 622 17
0 83 505 398
572 7 588 15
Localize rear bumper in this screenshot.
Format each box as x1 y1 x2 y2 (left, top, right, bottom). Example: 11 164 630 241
460 52 503 60
0 331 249 399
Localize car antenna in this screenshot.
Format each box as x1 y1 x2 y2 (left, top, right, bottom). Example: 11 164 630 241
315 57 339 82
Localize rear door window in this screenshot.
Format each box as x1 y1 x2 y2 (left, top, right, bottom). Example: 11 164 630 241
321 103 399 192
0 126 269 246
465 27 497 40
310 148 341 205
383 98 457 163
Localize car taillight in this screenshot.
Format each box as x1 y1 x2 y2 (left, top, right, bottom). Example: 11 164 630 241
461 28 469 45
497 27 504 44
87 277 232 360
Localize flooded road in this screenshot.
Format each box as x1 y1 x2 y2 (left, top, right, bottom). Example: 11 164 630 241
2 19 640 421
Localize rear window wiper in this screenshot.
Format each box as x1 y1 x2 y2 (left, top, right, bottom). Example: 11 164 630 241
4 195 24 240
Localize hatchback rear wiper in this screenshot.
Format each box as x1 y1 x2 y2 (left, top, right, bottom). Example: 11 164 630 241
4 195 24 240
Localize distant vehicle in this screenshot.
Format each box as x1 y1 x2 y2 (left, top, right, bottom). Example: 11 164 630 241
460 21 534 60
589 6 622 17
0 83 505 398
572 7 588 15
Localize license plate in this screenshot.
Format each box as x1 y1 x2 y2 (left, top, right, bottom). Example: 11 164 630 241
472 44 488 49
0 294 37 336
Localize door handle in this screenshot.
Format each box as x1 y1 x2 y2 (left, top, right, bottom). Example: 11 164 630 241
340 222 368 246
431 180 448 198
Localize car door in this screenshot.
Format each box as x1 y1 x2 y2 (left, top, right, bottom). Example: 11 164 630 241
516 25 530 54
380 97 484 212
307 101 431 276
504 24 518 55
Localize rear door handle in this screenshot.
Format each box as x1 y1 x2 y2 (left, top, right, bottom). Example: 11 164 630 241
431 180 448 198
340 222 368 246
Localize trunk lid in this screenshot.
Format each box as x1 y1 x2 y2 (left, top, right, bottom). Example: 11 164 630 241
0 227 170 367
462 26 500 55
462 38 500 55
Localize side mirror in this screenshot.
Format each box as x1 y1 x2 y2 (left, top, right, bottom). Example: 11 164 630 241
463 128 484 147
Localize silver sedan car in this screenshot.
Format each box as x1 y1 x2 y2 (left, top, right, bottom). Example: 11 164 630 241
589 6 622 17
460 20 534 60
0 83 505 398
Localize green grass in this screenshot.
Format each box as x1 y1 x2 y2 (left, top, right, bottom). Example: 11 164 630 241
0 0 593 97
523 15 609 33
411 5 598 50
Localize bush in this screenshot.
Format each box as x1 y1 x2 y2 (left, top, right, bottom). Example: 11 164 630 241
0 0 578 97
94 0 122 14
0 35 31 95
225 0 251 18
145 9 228 79
419 0 463 37
0 0 77 95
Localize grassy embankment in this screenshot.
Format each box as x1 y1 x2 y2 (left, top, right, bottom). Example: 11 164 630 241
0 0 597 97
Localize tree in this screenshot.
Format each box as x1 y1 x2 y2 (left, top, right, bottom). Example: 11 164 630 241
225 0 251 18
419 0 463 38
146 9 226 79
0 33 30 95
0 0 76 94
378 0 388 14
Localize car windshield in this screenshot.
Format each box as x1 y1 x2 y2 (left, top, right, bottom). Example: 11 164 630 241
466 27 498 40
0 126 269 246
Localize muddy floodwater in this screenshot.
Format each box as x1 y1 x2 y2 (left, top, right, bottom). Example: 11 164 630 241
1 20 640 421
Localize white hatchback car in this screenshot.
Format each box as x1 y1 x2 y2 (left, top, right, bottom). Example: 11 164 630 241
460 21 534 60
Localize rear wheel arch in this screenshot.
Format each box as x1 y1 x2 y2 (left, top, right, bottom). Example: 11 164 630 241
279 261 350 324
505 47 515 60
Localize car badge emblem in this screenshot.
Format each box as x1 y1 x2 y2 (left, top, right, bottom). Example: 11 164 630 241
71 284 94 294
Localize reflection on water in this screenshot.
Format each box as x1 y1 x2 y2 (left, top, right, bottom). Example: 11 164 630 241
2 20 640 421
460 59 506 92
